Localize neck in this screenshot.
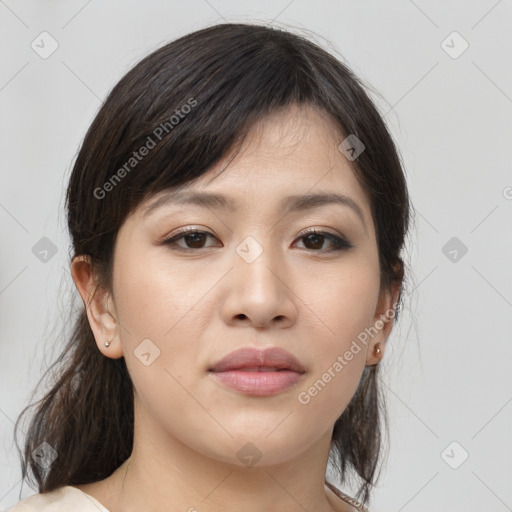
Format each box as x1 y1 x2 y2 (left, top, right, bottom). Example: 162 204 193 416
105 401 340 512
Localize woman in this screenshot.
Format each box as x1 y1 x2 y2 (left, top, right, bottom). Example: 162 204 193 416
10 22 411 512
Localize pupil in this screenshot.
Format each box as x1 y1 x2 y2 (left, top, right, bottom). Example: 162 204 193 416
307 234 323 249
187 233 204 247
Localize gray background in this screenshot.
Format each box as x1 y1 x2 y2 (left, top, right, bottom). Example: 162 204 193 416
1 1 511 511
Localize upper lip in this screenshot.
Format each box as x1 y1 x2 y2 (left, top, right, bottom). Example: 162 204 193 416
209 347 306 373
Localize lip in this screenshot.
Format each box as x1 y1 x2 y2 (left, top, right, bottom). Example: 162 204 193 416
209 347 306 373
208 347 306 396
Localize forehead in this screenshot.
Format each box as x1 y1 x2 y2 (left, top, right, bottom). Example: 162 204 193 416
200 105 365 193
139 104 373 230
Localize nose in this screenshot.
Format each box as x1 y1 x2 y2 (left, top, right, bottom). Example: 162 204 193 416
220 240 298 330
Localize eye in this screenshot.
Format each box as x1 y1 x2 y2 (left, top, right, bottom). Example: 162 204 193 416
161 227 219 250
160 227 353 252
294 229 353 252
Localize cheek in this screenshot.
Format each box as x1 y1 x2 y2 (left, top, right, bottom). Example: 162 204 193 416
112 249 216 396
114 252 209 430
305 252 380 346
296 255 380 413
113 248 206 339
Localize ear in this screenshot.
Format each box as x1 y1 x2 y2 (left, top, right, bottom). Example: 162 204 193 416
70 255 124 359
365 280 401 366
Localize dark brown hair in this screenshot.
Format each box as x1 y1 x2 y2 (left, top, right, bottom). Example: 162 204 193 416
14 22 411 506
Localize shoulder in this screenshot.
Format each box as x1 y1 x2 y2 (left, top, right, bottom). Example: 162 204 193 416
6 485 111 512
325 480 370 512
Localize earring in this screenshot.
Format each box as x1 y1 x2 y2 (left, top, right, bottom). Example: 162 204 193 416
374 343 382 356
104 339 112 348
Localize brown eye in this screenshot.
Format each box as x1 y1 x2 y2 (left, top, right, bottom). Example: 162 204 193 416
295 230 353 252
161 228 353 252
161 229 219 250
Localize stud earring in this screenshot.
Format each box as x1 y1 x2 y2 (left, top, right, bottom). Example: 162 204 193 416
105 339 112 347
374 343 382 356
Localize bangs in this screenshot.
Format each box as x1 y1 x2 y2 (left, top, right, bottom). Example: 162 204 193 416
68 24 374 256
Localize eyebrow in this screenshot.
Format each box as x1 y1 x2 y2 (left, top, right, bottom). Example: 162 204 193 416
143 190 367 232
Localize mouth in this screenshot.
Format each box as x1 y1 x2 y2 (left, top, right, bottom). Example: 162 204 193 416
229 366 292 372
208 347 306 396
209 346 306 373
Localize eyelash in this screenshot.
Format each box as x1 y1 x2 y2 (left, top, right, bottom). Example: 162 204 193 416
160 227 353 253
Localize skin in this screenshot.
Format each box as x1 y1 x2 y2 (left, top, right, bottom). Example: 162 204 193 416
71 104 400 512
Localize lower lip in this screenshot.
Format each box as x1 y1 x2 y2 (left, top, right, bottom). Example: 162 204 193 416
209 370 304 396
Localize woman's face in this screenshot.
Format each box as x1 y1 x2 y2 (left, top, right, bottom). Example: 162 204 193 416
89 104 395 467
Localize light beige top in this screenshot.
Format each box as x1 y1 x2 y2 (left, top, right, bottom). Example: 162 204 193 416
7 483 369 512
6 486 109 512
